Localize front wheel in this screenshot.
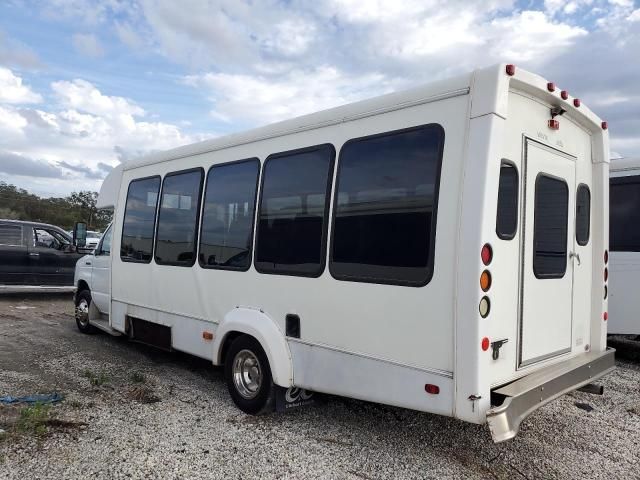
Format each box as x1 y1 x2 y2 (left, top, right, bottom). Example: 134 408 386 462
75 290 95 334
224 335 275 415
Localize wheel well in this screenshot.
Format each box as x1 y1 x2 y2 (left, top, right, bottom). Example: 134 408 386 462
220 331 247 365
77 280 89 293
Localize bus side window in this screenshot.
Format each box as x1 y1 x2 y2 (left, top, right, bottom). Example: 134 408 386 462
576 184 590 246
155 168 204 266
121 176 161 263
199 159 260 270
330 124 445 286
496 162 519 240
255 144 335 277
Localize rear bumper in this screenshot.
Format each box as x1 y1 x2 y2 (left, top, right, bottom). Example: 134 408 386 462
486 348 616 443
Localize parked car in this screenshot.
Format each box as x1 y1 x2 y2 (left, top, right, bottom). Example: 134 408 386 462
0 219 87 290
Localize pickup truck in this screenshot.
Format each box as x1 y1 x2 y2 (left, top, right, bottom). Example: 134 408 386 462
0 219 88 290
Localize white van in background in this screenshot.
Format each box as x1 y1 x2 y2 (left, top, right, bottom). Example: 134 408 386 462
608 157 640 335
73 64 613 443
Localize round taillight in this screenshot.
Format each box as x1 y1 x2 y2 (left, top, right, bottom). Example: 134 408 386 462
481 244 493 265
604 250 608 264
481 337 490 351
479 296 491 318
603 312 608 321
561 90 569 100
480 270 492 292
547 82 556 92
425 384 440 395
506 64 516 76
604 268 608 282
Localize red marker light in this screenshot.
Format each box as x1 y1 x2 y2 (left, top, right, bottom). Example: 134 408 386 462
425 384 440 395
506 64 516 76
481 244 493 265
604 250 609 264
573 98 581 107
561 90 569 100
601 121 608 130
547 82 556 92
482 337 490 351
548 119 560 130
603 312 608 321
604 268 608 282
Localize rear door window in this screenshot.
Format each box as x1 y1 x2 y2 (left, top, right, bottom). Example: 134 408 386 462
0 224 23 246
533 175 569 278
496 162 519 240
575 184 590 246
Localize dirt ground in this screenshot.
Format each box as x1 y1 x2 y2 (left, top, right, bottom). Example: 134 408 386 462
0 294 639 479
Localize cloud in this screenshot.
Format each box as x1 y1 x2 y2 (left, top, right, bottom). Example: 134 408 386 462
0 151 64 178
0 31 42 69
0 67 43 104
0 68 195 195
72 33 105 58
58 160 106 179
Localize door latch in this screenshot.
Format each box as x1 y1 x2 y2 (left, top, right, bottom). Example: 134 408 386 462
569 251 581 265
491 339 509 360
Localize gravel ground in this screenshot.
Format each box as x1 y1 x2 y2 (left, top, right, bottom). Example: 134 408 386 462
0 294 639 479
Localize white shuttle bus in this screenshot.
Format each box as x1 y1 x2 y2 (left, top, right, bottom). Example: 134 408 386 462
608 157 640 335
74 64 614 442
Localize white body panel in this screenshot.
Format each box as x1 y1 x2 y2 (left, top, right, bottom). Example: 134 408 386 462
79 64 609 429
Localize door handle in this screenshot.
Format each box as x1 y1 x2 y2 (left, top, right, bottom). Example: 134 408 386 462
29 252 40 257
85 261 92 266
569 251 581 265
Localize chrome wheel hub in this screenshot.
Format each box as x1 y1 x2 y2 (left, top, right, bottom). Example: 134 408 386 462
76 299 89 327
232 349 262 399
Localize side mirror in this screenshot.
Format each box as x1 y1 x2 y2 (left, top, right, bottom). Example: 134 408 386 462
73 222 87 248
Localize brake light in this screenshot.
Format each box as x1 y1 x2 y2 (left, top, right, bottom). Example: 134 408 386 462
481 337 490 351
561 90 569 100
481 244 493 265
506 64 516 76
548 119 560 130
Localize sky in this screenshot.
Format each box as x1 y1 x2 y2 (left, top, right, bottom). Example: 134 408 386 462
0 0 639 198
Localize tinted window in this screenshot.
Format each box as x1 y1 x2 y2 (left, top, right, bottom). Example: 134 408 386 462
255 144 334 276
533 175 568 278
496 162 519 239
200 159 259 270
610 176 640 252
155 169 204 266
331 124 445 286
97 225 113 256
576 184 590 246
121 176 161 263
0 225 22 246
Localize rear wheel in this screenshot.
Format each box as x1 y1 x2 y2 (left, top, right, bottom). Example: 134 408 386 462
224 335 275 415
75 290 95 334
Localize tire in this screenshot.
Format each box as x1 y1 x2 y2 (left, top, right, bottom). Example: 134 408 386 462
75 290 96 334
224 335 276 415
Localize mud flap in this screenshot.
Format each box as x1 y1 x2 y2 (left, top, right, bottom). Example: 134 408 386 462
275 386 316 412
